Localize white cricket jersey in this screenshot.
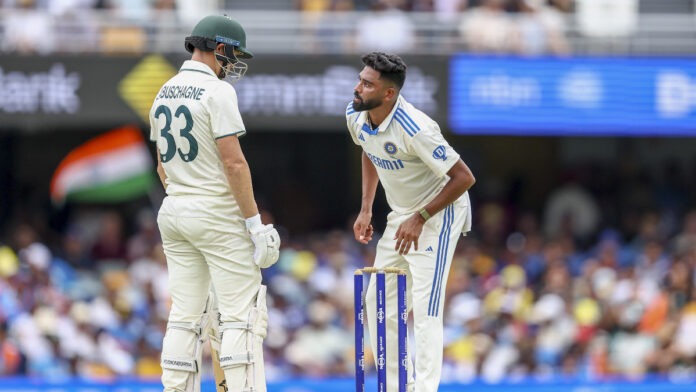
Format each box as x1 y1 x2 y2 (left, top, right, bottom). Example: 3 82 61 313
149 60 245 198
346 95 465 214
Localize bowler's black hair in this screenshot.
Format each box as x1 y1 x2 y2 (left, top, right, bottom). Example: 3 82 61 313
361 52 407 90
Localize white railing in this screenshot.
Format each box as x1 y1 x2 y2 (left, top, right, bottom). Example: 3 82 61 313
1 9 696 55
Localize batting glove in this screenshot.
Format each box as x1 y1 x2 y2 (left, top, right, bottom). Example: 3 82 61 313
246 215 281 268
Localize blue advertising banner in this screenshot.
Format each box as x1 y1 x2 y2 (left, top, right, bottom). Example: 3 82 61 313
449 55 696 136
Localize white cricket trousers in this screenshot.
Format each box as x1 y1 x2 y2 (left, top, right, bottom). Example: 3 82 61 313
366 198 470 392
157 195 263 392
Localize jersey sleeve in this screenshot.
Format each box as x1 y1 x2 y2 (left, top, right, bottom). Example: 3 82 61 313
345 102 361 145
410 121 460 178
209 83 246 139
149 119 157 143
149 104 158 142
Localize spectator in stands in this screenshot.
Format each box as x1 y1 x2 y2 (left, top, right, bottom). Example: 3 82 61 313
101 0 150 22
671 209 696 260
355 1 416 52
173 0 217 26
308 0 357 53
483 264 533 322
89 211 127 264
608 298 657 376
549 0 573 13
442 292 484 382
57 225 92 271
296 0 333 12
283 298 351 376
512 0 570 56
46 0 100 53
543 171 600 246
663 301 696 370
126 209 160 262
405 0 430 11
1 0 54 54
146 0 178 49
634 238 670 285
627 212 664 255
458 0 516 53
435 0 468 20
153 0 176 11
0 321 22 375
531 293 576 372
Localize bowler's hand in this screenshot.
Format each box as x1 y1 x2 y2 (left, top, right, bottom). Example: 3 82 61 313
394 213 425 255
353 212 374 244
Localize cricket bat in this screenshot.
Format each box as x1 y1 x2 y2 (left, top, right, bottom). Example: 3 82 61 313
211 343 228 392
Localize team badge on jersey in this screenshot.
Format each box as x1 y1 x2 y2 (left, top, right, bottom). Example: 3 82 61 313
384 142 397 155
432 145 447 161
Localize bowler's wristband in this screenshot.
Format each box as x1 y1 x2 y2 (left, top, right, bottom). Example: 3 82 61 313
418 208 431 222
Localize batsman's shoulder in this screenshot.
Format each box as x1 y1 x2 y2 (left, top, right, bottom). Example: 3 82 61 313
206 80 238 106
214 79 237 96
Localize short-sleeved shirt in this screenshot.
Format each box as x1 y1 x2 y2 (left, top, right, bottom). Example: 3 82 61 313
346 95 465 215
149 60 245 198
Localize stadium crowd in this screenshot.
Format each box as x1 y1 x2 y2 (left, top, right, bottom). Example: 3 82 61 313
0 0 573 56
1 159 695 382
0 0 574 13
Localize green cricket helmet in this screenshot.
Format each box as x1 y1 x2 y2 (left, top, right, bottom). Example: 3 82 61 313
184 15 253 59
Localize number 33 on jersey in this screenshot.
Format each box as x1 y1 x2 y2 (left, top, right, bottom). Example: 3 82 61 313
149 60 246 197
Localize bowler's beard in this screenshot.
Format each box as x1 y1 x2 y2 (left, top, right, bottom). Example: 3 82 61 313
352 94 381 112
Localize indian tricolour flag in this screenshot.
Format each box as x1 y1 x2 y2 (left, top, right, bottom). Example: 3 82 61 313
50 126 155 204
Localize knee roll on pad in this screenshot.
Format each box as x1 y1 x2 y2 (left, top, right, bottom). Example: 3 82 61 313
161 321 202 372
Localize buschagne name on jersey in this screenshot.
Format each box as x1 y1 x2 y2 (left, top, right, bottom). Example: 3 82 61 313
157 85 206 101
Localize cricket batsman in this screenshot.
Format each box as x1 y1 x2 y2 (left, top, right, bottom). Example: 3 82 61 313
149 15 279 392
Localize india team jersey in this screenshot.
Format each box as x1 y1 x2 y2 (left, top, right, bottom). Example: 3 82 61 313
149 60 245 197
346 95 462 214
